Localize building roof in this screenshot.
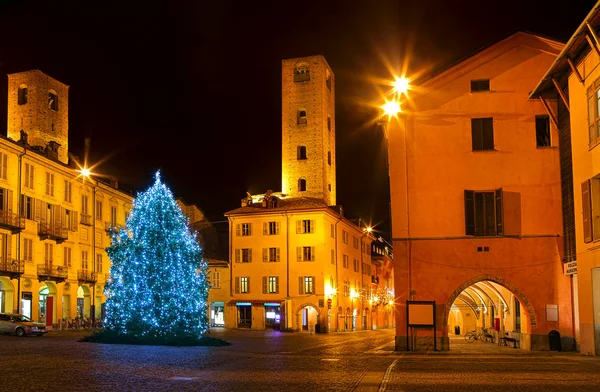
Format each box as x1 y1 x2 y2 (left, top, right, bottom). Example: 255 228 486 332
413 31 563 95
224 197 331 215
529 1 600 98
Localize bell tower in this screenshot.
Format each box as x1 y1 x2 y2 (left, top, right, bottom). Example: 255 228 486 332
7 70 69 164
281 55 336 205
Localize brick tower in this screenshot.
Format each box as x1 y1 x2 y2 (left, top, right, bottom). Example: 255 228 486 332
281 55 336 206
7 70 69 164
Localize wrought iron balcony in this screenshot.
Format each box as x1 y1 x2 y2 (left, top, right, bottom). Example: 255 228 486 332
38 221 68 244
80 214 92 226
0 258 24 279
77 269 97 284
105 222 122 233
37 264 68 283
0 209 25 234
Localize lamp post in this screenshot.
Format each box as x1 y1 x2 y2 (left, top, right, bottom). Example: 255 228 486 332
351 289 359 331
80 167 97 322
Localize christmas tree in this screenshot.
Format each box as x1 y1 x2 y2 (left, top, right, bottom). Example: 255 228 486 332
103 172 209 339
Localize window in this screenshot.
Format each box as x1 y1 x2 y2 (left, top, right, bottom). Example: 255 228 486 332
470 79 490 92
344 280 350 297
581 177 600 243
535 115 551 147
240 277 250 293
110 206 117 226
471 118 494 151
64 180 72 203
299 276 315 294
44 243 54 264
264 276 279 294
263 221 280 235
343 254 349 268
515 297 521 332
18 86 28 105
96 254 103 272
236 223 252 236
330 223 335 238
328 151 331 166
464 189 503 236
353 258 359 272
588 80 600 145
23 238 33 261
0 153 7 180
48 91 59 111
21 195 34 220
96 200 103 221
298 178 306 192
296 246 315 262
234 248 252 263
24 163 34 189
63 209 77 231
0 188 10 211
297 146 307 160
64 247 72 267
45 172 54 196
342 230 348 244
328 183 331 191
294 64 310 82
331 249 335 264
263 247 280 262
81 250 89 270
327 116 331 131
297 109 307 124
297 219 314 234
353 236 358 249
212 271 221 288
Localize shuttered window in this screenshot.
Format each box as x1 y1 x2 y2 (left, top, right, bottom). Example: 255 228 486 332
471 118 494 151
464 189 503 236
263 276 279 294
262 247 280 262
0 153 7 180
299 276 315 294
582 179 593 243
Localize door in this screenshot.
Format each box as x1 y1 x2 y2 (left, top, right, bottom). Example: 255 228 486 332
237 306 251 328
302 308 308 330
46 296 53 328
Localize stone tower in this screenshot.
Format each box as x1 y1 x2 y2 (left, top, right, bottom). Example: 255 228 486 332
7 70 69 164
281 55 336 206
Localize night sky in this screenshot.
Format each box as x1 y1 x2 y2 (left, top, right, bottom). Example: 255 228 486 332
0 0 595 240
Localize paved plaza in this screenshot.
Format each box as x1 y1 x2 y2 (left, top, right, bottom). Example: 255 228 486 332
1 328 599 391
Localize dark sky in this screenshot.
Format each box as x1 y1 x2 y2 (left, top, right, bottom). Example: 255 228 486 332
0 0 595 240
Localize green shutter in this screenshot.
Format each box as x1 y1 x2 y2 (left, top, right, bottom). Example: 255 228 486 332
495 188 503 235
299 276 304 294
464 190 475 235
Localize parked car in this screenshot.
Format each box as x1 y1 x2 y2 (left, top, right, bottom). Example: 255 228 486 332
0 313 48 337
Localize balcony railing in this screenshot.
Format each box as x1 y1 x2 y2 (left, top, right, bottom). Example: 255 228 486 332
38 221 68 244
77 269 97 283
105 222 123 233
37 264 68 282
80 214 92 226
0 209 26 233
0 258 24 278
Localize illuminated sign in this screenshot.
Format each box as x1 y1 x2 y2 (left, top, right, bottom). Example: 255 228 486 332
264 303 280 307
266 312 276 319
236 302 252 306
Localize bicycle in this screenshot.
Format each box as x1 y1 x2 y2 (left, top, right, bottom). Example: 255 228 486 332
464 329 494 343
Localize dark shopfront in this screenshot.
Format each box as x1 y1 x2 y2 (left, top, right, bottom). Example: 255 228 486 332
237 303 252 328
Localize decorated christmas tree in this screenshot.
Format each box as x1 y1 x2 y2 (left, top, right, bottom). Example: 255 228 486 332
103 172 209 339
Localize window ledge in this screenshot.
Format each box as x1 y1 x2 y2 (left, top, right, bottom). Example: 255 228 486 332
471 149 497 153
589 141 600 151
536 146 556 150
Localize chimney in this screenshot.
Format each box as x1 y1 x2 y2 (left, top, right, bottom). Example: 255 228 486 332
110 177 119 189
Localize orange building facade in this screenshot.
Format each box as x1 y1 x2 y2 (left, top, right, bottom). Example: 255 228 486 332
388 32 575 351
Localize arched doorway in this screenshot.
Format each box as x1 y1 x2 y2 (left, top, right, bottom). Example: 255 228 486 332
295 303 320 332
445 275 535 350
39 282 57 327
0 277 14 313
77 285 92 318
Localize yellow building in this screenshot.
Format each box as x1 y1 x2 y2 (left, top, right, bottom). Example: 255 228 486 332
224 55 393 332
531 1 600 356
0 70 133 328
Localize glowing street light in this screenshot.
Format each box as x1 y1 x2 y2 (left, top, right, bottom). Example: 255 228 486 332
80 167 91 178
392 76 410 95
381 99 401 119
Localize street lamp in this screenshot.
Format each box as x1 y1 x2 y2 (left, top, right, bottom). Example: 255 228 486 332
78 166 98 322
351 289 359 331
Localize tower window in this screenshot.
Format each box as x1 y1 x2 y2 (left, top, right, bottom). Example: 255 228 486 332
298 178 306 192
328 151 331 166
48 91 59 111
294 64 310 82
297 109 307 124
297 146 307 160
470 79 490 92
326 70 332 91
327 116 331 131
18 86 28 105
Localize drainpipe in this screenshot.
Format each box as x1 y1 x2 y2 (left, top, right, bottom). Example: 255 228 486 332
334 216 341 331
16 149 26 313
285 213 290 331
91 180 97 322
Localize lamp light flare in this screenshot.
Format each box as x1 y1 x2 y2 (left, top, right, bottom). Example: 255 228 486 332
381 99 401 117
80 167 91 178
393 76 410 95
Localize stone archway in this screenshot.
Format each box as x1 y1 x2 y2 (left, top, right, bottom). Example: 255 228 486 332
444 274 537 332
0 277 15 313
295 302 321 332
